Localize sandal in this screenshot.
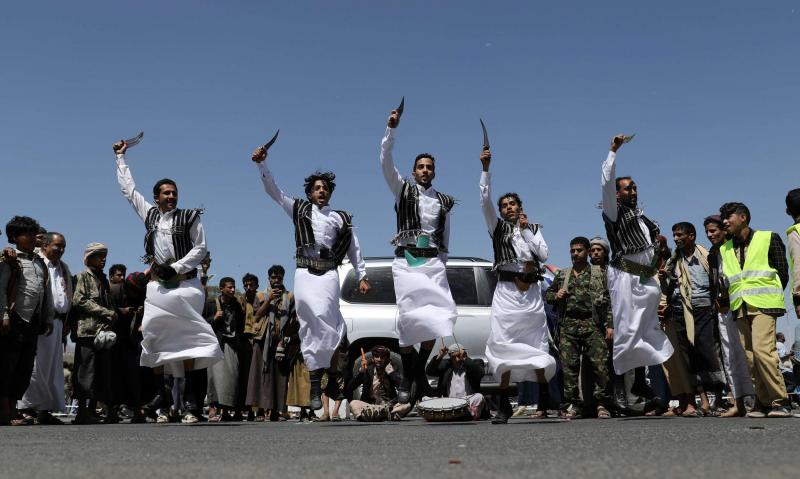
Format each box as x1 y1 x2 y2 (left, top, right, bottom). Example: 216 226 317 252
254 415 265 422
596 406 611 419
207 415 221 423
532 409 548 419
681 408 701 418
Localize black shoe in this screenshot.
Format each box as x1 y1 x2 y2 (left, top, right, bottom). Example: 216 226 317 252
492 395 513 425
309 369 323 410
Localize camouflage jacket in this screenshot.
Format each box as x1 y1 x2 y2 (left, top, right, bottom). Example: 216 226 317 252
545 265 612 330
72 267 116 338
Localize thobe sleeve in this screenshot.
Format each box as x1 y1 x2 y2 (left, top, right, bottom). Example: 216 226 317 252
346 227 368 281
380 127 404 198
521 227 548 262
479 171 500 233
256 161 294 217
116 154 154 222
601 151 618 223
170 217 207 274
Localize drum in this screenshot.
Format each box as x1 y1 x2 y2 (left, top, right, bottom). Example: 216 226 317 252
417 397 470 422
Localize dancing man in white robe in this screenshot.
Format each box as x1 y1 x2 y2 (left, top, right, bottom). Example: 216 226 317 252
478 147 556 424
381 105 458 403
113 139 222 416
18 232 71 424
251 143 370 410
601 135 673 377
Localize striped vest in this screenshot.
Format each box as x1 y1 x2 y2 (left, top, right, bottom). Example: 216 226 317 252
603 204 659 258
292 199 353 266
491 220 542 271
392 180 455 252
144 207 201 263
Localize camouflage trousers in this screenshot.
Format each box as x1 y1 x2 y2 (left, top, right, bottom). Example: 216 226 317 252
558 317 610 409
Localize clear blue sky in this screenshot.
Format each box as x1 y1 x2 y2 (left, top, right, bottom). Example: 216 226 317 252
2 1 799 337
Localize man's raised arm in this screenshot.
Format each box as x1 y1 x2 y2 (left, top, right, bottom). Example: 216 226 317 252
381 109 404 197
252 146 293 217
478 148 499 232
113 140 153 222
601 135 626 223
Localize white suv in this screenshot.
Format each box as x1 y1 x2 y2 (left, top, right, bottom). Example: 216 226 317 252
338 256 500 385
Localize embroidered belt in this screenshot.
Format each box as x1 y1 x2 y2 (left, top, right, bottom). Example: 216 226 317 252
394 246 438 258
497 270 543 284
295 255 337 273
610 256 657 279
150 263 198 282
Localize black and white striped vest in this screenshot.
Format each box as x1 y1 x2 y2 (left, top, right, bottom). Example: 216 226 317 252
491 220 542 270
143 207 201 263
392 180 455 252
292 199 353 266
603 204 659 258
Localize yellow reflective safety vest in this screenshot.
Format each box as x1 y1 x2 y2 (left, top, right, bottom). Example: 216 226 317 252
720 230 785 311
787 224 800 291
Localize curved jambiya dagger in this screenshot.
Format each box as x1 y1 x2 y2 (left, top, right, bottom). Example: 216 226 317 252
622 133 636 144
396 96 404 119
480 118 490 151
262 130 280 151
124 131 144 147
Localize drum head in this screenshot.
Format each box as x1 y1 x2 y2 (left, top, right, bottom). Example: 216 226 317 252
418 397 468 411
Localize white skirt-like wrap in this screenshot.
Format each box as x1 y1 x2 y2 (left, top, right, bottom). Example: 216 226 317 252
294 268 345 371
608 250 674 374
18 319 65 412
140 276 223 369
485 280 557 383
392 257 457 347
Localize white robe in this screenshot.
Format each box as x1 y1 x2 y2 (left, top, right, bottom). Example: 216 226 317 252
116 153 222 369
392 257 456 347
485 281 557 382
140 276 222 369
601 150 673 374
607 251 673 374
18 320 65 412
256 161 367 371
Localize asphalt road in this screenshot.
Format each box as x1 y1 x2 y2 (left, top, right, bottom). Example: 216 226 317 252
2 416 799 479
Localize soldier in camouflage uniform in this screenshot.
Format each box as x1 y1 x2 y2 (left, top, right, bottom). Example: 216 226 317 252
545 237 613 418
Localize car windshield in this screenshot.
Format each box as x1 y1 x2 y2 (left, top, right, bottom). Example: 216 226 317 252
341 266 496 306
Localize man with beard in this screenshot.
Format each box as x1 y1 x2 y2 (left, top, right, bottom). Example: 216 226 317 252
113 139 222 414
245 265 295 421
600 135 673 377
478 147 555 424
660 222 726 416
251 143 370 409
718 202 790 417
18 232 72 424
380 103 458 403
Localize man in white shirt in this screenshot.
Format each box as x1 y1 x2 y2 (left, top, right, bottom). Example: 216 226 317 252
112 140 222 406
381 106 458 403
18 232 72 424
478 148 556 424
251 144 370 410
600 135 673 376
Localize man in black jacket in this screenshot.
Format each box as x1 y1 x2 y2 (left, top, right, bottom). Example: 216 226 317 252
346 346 411 421
425 345 486 420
